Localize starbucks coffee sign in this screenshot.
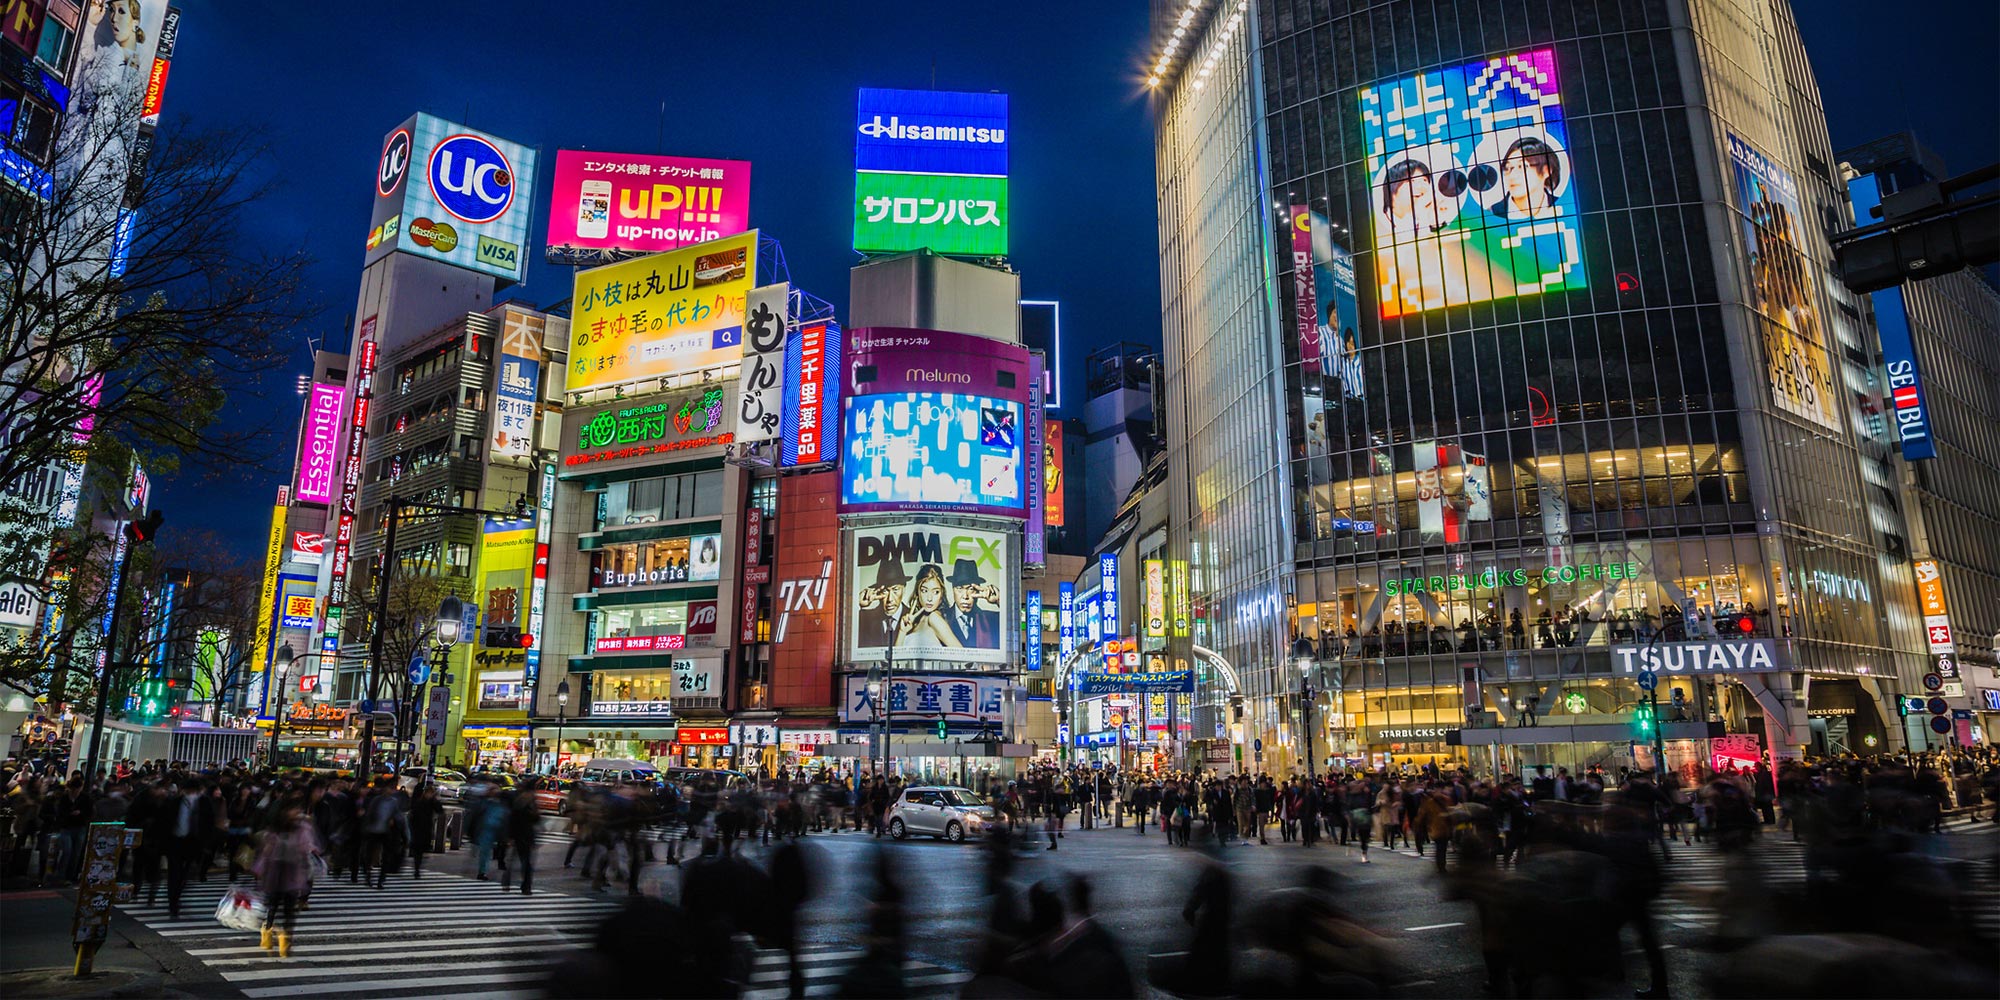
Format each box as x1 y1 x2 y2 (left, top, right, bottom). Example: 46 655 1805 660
1612 639 1783 675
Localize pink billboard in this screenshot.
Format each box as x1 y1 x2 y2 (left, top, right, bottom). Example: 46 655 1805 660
294 383 345 505
545 150 752 261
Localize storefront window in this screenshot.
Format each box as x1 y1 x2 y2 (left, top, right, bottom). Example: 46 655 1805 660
591 669 678 711
596 603 688 640
597 470 724 528
590 534 723 588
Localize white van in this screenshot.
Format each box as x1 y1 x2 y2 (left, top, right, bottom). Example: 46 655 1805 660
576 757 660 785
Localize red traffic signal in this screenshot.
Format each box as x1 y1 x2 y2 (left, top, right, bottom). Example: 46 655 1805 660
125 510 166 544
518 633 534 649
1733 614 1756 635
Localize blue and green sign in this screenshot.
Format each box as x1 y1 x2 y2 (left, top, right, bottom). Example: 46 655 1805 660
853 88 1009 257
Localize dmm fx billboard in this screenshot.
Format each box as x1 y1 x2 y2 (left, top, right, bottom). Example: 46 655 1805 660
559 380 736 476
840 328 1031 518
367 113 539 283
565 229 758 393
293 383 345 505
1612 639 1784 675
840 672 1015 724
846 522 1014 666
546 149 751 262
854 88 1008 257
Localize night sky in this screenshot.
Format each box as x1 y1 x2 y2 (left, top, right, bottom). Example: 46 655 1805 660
153 1 1996 560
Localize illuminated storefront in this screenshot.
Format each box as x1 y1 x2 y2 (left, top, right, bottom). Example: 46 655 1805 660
1149 1 1928 774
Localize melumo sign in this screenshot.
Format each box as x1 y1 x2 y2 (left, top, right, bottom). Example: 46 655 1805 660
1383 561 1642 596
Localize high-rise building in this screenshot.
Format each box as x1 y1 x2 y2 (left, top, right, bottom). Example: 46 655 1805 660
1081 342 1161 548
1147 0 1929 775
1841 133 2000 744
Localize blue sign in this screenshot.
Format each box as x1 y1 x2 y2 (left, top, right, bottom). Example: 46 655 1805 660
780 321 841 467
856 88 1009 177
1847 173 1936 460
1636 670 1658 692
841 391 1025 515
1058 582 1076 663
1025 589 1043 671
1075 670 1195 696
109 209 139 279
1099 554 1120 640
407 650 430 687
321 635 339 656
1073 730 1119 748
428 133 517 224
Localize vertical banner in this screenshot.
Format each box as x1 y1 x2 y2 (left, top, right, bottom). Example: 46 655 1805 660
1058 582 1076 663
1044 419 1066 527
1913 558 1955 658
782 321 839 465
491 311 543 463
1099 554 1119 641
1414 440 1443 542
1170 560 1190 637
252 497 285 692
1025 589 1043 672
1462 451 1492 524
741 506 764 644
1289 206 1322 374
326 323 378 612
1143 560 1166 638
1025 351 1046 567
293 384 345 505
738 283 790 445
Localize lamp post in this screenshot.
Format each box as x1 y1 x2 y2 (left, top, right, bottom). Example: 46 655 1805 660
876 616 902 780
868 678 885 780
80 511 164 783
1296 655 1316 780
269 644 295 767
423 596 462 774
554 679 570 774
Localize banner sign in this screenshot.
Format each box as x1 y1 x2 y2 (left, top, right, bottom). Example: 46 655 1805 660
561 381 736 473
846 522 1014 665
1913 558 1955 655
781 320 838 466
565 230 758 393
1611 639 1784 675
737 283 789 445
545 149 751 261
1075 670 1194 695
1025 589 1043 672
840 672 1017 723
294 383 345 504
1058 581 1076 663
1143 560 1166 638
1099 554 1119 641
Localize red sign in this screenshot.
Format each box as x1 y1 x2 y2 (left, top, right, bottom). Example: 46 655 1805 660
678 727 729 745
593 634 685 654
771 472 841 711
686 600 718 636
1044 419 1065 527
1 0 44 54
299 675 318 692
139 57 170 122
327 330 378 608
292 532 325 555
743 507 763 566
794 323 829 463
741 582 759 644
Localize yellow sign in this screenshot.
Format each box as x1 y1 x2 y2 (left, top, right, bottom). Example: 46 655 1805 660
1913 558 1948 617
251 504 285 674
283 595 315 619
566 230 759 392
1169 559 1191 637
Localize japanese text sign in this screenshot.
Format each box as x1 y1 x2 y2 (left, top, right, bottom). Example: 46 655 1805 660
737 283 789 446
546 149 750 261
566 229 759 393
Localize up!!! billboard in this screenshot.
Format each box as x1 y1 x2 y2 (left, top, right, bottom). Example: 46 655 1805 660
846 521 1014 667
545 149 751 261
366 113 540 284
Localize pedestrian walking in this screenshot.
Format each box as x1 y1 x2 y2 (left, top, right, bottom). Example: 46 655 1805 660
253 802 319 958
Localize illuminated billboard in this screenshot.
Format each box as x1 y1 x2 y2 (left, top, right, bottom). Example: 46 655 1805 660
780 320 840 466
841 392 1026 517
477 516 533 648
1289 209 1362 398
366 113 539 284
1729 134 1839 431
853 88 1009 257
772 472 840 709
1043 419 1065 527
293 383 345 505
491 310 542 463
846 521 1015 666
545 149 751 262
1359 48 1586 319
559 381 736 475
565 230 758 393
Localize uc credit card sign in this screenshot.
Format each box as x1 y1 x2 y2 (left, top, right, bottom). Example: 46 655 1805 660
367 113 539 284
853 88 1009 256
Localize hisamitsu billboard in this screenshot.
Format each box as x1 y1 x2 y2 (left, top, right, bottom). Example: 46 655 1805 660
856 88 1009 176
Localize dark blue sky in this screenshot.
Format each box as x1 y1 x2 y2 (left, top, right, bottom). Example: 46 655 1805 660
156 1 1995 559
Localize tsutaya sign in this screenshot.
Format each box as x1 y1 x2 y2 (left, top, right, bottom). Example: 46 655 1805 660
1384 561 1642 597
1612 639 1783 675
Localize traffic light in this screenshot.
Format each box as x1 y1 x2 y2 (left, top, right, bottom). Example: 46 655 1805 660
1728 613 1756 635
132 676 168 723
125 510 165 545
1633 700 1656 738
935 720 948 740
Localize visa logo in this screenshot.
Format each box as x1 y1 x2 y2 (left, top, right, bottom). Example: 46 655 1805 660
476 235 519 270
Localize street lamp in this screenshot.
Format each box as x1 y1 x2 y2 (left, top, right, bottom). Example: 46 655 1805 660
1296 654 1316 780
422 596 463 774
436 595 463 646
554 679 571 775
269 644 296 767
868 678 886 780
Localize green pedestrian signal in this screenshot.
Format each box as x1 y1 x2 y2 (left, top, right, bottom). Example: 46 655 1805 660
1633 701 1656 737
935 720 948 740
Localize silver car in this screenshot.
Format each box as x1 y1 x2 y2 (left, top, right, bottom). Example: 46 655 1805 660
885 785 993 842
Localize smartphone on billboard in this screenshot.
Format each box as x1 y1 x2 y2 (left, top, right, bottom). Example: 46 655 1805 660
577 180 612 241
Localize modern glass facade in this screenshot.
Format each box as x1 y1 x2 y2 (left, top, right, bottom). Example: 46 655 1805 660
1151 0 1932 774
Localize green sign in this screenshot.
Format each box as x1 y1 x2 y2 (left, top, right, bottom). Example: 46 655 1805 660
576 388 727 451
853 171 1008 256
1383 561 1643 597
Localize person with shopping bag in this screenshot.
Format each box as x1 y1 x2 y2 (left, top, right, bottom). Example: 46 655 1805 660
252 802 320 957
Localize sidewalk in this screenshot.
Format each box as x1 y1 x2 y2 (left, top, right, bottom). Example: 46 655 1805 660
0 879 238 999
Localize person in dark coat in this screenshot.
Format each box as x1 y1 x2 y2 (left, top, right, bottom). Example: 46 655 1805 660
408 783 443 879
504 778 541 894
767 840 815 998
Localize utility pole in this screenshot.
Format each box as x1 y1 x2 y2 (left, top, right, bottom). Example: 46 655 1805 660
81 511 164 782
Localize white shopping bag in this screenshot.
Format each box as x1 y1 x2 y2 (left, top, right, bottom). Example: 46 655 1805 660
214 886 266 932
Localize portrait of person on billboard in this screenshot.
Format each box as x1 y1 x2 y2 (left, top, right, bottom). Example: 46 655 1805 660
1359 49 1587 320
1729 134 1837 430
848 524 1011 664
854 560 907 649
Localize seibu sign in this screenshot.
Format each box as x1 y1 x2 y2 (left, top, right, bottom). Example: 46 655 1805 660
1612 639 1782 675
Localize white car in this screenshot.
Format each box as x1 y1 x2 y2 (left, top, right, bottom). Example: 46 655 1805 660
402 767 468 800
885 786 994 843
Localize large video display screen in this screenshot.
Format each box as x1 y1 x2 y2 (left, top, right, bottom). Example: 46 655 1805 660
1728 134 1839 431
1359 48 1587 318
841 391 1026 518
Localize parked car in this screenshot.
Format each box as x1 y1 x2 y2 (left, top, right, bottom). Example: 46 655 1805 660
663 766 753 791
885 785 993 842
398 766 467 798
577 757 660 786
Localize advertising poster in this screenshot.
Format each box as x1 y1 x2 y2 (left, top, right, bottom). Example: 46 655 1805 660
545 149 751 261
1025 351 1045 565
853 88 1009 257
1729 134 1839 432
846 521 1014 666
252 502 284 677
1913 558 1955 656
1169 560 1190 637
1359 48 1587 319
1043 419 1066 527
477 516 533 648
840 672 1016 724
1058 581 1076 662
293 383 345 505
365 113 539 283
1025 589 1043 671
1099 554 1119 641
1847 173 1936 460
275 576 316 630
565 229 758 393
561 380 736 475
839 328 1030 517
781 320 839 465
1144 560 1166 638
1289 206 1322 373
491 311 542 463
773 473 840 708
738 283 790 446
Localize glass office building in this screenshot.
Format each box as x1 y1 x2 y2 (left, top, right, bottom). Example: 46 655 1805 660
1148 0 1930 776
